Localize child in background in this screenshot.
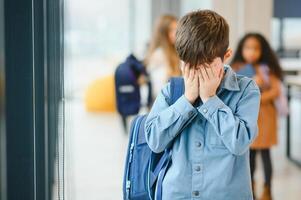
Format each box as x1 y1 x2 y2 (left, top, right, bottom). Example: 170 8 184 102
145 10 260 200
145 15 181 99
231 33 283 200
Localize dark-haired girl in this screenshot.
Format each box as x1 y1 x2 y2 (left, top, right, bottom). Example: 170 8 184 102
231 33 283 200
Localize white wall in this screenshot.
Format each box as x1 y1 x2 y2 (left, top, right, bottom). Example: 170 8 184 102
212 0 273 50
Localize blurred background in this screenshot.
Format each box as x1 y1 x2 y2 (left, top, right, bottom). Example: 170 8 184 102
1 0 301 200
63 0 301 200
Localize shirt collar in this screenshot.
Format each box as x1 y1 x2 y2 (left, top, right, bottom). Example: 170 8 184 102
218 65 240 92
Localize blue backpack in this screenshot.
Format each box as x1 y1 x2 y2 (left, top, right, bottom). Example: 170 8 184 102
115 54 145 116
115 54 153 131
123 77 193 200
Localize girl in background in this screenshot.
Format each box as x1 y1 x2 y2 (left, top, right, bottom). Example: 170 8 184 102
145 15 181 99
231 33 283 200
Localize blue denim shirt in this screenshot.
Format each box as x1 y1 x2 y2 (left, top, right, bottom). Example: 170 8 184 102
145 65 260 200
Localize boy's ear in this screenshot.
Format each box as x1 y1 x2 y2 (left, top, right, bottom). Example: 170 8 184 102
223 49 233 63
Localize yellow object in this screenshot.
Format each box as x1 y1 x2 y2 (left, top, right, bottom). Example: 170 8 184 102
85 75 116 112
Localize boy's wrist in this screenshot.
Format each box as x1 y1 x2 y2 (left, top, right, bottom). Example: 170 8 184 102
184 93 196 104
201 94 216 103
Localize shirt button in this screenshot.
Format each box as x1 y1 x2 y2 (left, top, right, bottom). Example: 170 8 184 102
203 108 208 114
196 141 202 148
188 111 194 117
195 166 201 172
192 191 200 197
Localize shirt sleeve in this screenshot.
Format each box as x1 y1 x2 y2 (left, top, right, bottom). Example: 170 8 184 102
145 83 197 153
198 80 261 156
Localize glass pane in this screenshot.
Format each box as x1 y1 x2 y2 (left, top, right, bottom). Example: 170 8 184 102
64 0 151 199
271 18 301 52
284 18 301 50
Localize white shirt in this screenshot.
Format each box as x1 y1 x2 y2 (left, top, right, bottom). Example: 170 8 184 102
147 48 170 98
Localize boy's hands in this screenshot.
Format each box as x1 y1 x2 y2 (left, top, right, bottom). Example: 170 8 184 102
183 58 224 104
183 64 199 104
198 58 224 103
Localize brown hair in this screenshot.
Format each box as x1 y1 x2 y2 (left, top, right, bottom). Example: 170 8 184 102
145 15 181 76
231 33 283 80
175 10 229 67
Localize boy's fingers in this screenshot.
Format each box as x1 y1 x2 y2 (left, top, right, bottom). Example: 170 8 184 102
209 66 215 78
180 62 185 74
192 68 197 81
198 68 204 82
218 67 223 80
205 64 213 79
213 57 222 68
194 72 199 82
189 67 194 80
184 64 189 79
185 64 191 78
220 68 224 79
211 63 220 77
201 67 209 81
183 65 186 78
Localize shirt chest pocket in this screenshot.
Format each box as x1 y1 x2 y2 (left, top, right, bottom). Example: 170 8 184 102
206 122 226 148
205 100 237 148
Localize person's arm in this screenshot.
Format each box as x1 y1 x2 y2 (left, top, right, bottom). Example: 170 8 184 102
260 74 280 104
144 84 197 153
253 74 266 89
253 65 271 90
145 64 199 153
198 80 261 156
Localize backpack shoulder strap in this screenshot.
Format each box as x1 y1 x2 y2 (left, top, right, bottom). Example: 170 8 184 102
168 77 184 105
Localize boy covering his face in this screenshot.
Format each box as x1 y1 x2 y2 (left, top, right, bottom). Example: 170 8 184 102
145 10 260 200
